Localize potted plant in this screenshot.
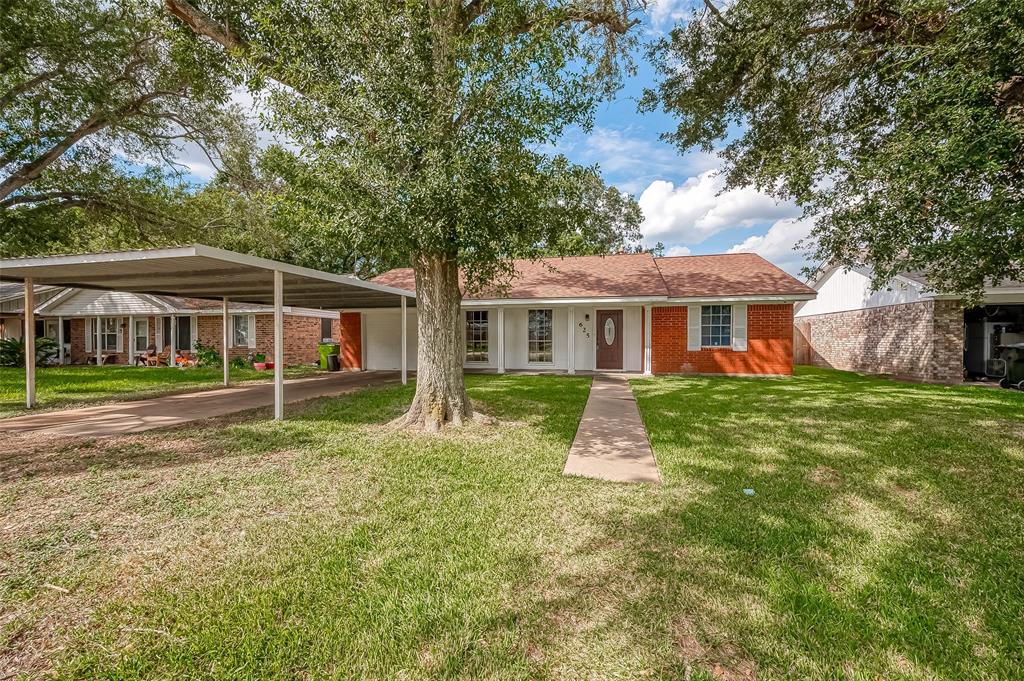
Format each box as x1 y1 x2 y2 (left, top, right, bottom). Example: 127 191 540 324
252 353 267 371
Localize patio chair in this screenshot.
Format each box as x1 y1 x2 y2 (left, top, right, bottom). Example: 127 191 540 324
137 344 157 366
155 345 172 366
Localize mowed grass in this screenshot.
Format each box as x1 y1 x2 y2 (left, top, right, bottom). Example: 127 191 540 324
0 365 320 418
1 368 1022 679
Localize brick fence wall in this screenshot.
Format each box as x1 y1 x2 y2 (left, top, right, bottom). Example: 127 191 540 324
651 303 794 375
794 299 964 382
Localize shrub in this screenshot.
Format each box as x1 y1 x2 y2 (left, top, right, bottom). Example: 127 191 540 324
0 337 59 367
192 340 222 367
229 356 247 370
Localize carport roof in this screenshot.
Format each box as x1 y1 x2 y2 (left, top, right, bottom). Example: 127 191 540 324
0 244 414 309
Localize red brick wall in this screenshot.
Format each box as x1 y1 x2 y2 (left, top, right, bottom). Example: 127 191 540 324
340 312 362 369
795 300 964 383
195 313 327 366
65 313 331 367
651 304 794 375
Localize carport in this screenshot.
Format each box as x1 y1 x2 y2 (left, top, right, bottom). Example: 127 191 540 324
0 244 415 418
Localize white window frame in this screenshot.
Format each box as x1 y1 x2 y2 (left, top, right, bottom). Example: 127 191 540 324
232 314 256 349
133 317 149 351
44 319 59 340
95 317 119 352
700 304 732 348
527 308 554 365
464 310 489 364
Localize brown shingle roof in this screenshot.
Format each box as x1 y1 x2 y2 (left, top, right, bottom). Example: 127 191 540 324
654 253 816 298
372 252 813 300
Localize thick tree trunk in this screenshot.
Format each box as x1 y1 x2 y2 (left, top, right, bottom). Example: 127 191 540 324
399 251 470 431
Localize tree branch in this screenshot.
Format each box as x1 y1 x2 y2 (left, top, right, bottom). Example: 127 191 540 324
0 68 62 111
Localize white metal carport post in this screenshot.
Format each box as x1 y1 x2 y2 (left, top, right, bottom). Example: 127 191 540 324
400 295 408 384
273 270 284 420
57 315 64 365
643 305 653 375
222 297 230 386
24 279 35 408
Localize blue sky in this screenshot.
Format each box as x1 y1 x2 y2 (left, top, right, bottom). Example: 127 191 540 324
174 2 815 275
547 3 814 274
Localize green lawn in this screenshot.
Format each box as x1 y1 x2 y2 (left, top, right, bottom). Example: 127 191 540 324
0 365 320 418
1 368 1022 679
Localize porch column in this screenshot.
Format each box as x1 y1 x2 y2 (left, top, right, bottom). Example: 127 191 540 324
95 315 101 366
400 295 408 385
273 270 284 420
643 305 653 376
222 297 230 386
24 279 35 408
169 315 176 365
128 315 135 363
496 307 505 374
567 306 575 375
57 315 64 365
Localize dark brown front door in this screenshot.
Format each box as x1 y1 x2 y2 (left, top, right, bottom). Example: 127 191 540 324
596 310 623 370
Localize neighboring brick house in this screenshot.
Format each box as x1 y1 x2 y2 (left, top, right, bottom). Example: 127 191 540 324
0 285 339 367
363 252 816 376
794 266 1024 383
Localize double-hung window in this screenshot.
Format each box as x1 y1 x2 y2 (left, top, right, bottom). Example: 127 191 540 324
232 315 252 348
96 317 118 351
133 318 148 350
527 309 553 363
465 310 489 363
700 305 732 348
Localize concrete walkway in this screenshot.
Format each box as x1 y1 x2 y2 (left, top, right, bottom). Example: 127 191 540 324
0 371 399 437
563 373 661 484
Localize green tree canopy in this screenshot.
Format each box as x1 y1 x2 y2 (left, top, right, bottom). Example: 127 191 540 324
647 0 1024 298
0 0 241 229
167 0 646 429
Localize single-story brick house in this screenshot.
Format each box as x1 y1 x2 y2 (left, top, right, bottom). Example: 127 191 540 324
354 252 815 375
0 284 339 366
794 266 1024 383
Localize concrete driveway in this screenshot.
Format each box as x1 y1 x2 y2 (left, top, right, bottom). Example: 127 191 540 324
0 371 399 437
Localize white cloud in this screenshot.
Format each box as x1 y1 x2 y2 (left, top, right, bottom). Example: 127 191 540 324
664 245 692 257
727 216 817 275
647 0 690 30
584 127 718 180
637 170 800 244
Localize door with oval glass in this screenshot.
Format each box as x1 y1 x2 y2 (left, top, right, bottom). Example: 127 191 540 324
595 309 623 370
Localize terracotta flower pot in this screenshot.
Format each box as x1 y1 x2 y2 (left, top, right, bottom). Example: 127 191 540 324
253 362 266 371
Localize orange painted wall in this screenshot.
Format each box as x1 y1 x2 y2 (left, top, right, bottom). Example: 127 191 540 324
340 312 362 369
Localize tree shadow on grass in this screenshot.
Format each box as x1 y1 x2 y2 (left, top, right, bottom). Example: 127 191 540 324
562 369 1024 678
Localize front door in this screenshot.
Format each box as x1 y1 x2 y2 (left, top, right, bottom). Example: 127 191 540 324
596 310 623 370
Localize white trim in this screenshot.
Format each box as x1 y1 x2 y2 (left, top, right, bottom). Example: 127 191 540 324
731 303 748 352
31 287 77 314
567 307 575 375
686 305 701 352
496 307 505 374
463 295 667 307
400 295 407 385
643 306 652 375
667 294 815 304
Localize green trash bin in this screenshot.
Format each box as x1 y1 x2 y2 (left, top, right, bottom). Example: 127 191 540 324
318 343 340 370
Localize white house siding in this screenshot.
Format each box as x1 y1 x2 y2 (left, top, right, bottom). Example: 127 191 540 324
361 304 644 373
363 308 419 371
795 268 924 318
44 289 168 317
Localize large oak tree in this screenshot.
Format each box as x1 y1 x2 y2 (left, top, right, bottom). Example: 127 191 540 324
0 0 241 227
165 0 645 430
648 0 1023 299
